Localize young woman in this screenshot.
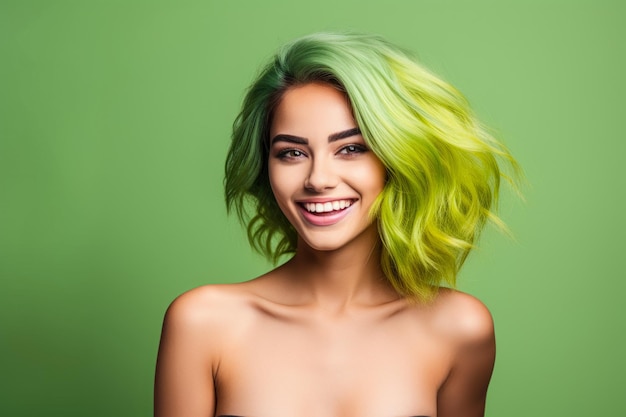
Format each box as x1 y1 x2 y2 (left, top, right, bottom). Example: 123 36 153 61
155 32 519 417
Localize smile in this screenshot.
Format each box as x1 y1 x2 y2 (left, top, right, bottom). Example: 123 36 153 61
297 199 356 226
302 199 354 213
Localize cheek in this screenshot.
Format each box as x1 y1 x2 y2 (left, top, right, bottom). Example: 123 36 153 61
268 163 298 208
371 158 388 191
268 167 281 202
352 160 387 195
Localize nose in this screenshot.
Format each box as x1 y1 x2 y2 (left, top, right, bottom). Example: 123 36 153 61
304 157 338 192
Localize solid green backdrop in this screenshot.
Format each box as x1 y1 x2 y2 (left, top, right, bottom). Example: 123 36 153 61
1 1 624 416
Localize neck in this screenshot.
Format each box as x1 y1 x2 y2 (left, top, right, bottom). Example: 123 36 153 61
280 229 398 312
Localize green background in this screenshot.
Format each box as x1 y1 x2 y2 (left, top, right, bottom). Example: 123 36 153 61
1 1 624 416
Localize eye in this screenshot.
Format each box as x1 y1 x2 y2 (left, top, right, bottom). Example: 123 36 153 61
276 148 306 160
338 144 368 156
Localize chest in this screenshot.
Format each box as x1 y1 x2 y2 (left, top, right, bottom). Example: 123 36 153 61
215 314 453 417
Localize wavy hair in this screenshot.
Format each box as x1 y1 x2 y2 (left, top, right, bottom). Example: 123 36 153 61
224 32 520 301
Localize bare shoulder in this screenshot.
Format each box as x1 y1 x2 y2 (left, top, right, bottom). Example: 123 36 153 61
428 288 495 347
155 284 258 416
163 283 255 331
428 289 496 416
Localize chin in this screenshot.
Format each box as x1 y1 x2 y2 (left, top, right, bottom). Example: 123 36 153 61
296 226 378 254
299 239 344 253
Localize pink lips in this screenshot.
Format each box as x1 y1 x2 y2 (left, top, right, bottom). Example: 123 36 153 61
298 202 354 226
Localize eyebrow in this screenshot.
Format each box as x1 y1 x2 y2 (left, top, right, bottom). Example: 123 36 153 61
270 127 361 146
329 127 361 142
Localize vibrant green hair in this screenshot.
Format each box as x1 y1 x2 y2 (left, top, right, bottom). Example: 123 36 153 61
225 32 519 301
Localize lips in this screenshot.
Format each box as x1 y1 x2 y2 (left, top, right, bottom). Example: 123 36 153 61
297 199 356 226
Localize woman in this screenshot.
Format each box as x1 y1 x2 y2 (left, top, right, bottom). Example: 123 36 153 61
155 32 519 417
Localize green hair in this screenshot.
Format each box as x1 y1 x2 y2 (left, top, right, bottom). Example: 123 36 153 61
224 32 520 301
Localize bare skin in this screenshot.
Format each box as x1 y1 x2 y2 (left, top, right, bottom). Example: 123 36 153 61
154 84 496 417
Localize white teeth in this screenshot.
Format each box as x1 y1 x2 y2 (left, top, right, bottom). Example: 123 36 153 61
304 200 353 213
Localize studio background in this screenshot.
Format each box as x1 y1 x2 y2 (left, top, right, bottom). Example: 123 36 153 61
1 1 624 416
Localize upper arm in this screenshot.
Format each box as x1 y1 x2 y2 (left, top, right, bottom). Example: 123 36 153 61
154 289 219 417
436 293 496 417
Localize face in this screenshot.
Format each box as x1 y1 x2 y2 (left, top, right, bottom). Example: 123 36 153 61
268 83 386 252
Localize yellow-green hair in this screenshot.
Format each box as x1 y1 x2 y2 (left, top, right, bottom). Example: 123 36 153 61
225 32 519 301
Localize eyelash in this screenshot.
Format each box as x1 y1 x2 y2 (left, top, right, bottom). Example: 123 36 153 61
275 149 306 160
275 144 368 160
337 144 368 156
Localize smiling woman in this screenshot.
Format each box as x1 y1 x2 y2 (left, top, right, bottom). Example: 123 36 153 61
154 32 519 417
268 83 386 250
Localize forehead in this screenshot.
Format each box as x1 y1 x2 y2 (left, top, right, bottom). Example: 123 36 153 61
270 83 356 137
